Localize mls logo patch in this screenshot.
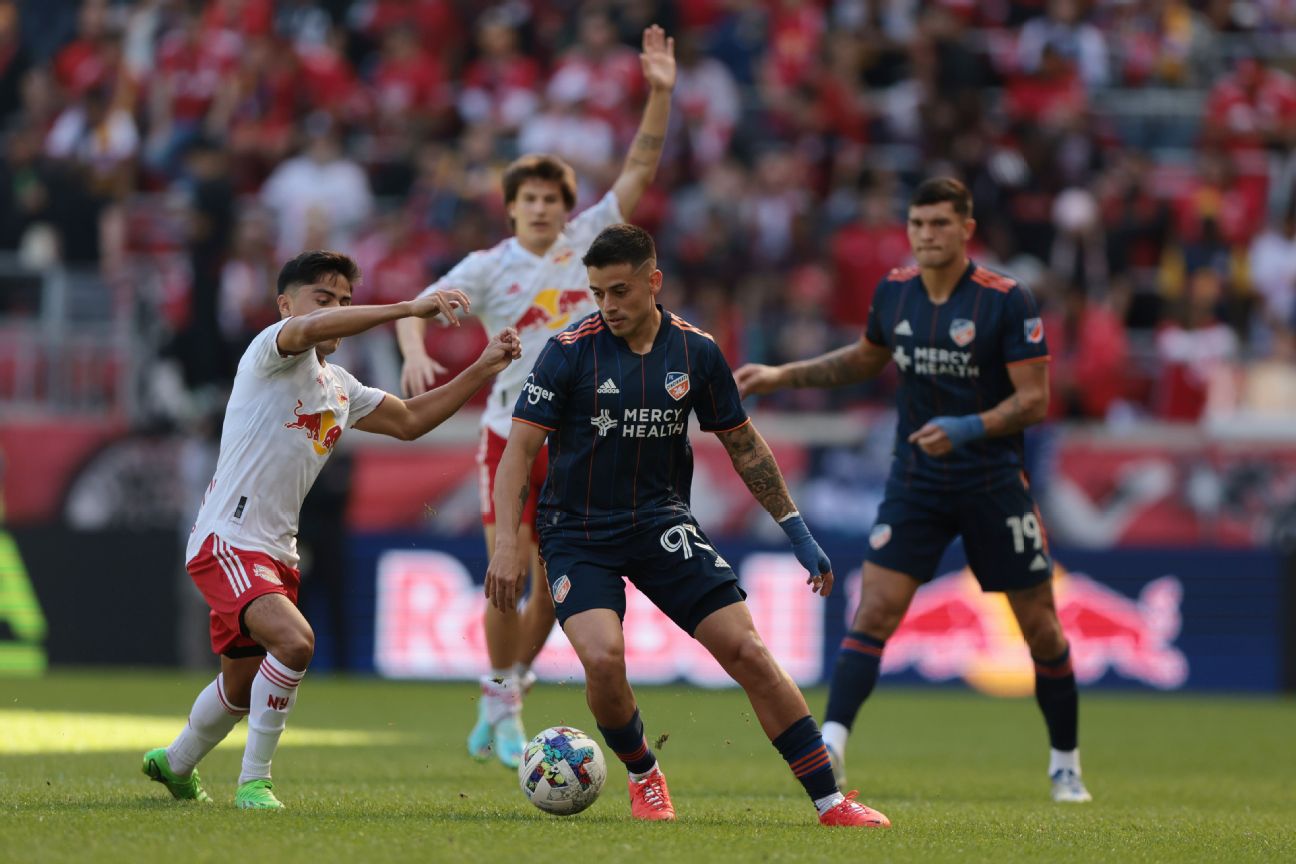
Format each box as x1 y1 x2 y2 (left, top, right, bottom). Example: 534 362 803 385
253 564 281 585
950 319 975 347
869 524 892 550
665 372 690 401
552 575 571 604
1024 317 1044 344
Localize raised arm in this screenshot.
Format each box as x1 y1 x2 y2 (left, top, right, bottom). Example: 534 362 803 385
354 327 520 441
277 291 468 356
909 359 1049 457
610 25 675 219
715 420 834 596
484 420 550 611
395 315 449 396
734 336 891 397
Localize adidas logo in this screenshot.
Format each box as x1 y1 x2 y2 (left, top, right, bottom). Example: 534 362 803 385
1029 553 1049 572
894 319 913 336
597 378 620 395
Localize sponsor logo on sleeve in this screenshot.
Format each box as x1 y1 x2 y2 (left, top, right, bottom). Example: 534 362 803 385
521 374 555 405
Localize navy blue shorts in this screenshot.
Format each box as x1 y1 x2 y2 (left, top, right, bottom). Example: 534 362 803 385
539 517 745 636
866 476 1053 592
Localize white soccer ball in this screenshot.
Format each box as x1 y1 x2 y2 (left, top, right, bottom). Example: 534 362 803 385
518 726 607 815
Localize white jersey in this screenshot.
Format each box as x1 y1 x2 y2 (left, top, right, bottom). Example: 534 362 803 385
186 319 387 567
417 190 621 437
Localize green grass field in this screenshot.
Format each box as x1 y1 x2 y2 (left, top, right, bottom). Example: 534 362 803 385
1 671 1292 863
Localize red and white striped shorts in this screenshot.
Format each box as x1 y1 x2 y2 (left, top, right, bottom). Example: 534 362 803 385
186 533 300 655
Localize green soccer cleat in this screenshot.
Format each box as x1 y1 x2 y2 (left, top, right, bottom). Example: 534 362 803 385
141 748 211 802
234 779 284 810
467 696 495 761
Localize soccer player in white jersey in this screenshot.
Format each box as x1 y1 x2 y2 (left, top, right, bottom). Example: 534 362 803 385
142 250 520 809
395 25 676 768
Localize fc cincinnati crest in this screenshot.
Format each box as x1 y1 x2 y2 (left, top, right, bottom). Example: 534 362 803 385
1024 317 1044 344
869 524 892 550
665 372 690 401
552 575 571 604
950 319 976 347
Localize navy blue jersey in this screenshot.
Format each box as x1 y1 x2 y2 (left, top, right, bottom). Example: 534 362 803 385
513 307 748 542
865 261 1049 492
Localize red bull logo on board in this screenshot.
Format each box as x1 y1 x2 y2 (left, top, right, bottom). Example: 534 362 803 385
284 400 342 456
852 563 1188 697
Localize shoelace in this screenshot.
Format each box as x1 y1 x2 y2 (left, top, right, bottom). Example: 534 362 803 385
639 776 669 809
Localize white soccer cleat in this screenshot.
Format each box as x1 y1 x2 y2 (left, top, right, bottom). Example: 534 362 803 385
1050 768 1092 803
826 742 847 789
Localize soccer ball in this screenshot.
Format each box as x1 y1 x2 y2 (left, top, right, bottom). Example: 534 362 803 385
518 726 607 815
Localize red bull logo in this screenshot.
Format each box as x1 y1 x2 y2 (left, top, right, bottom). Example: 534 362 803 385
860 563 1187 696
512 288 593 332
284 400 342 456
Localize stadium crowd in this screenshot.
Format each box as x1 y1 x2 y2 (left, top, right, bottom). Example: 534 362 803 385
3 0 1296 423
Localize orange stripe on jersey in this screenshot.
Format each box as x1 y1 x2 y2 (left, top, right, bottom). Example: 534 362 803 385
706 417 751 435
557 320 605 344
970 266 1016 292
886 265 920 282
670 318 715 341
513 417 556 432
1006 355 1051 366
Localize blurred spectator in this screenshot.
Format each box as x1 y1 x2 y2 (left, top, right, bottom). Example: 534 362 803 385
673 28 740 169
0 0 30 121
1248 203 1296 353
828 183 908 329
1017 0 1109 90
259 114 374 260
218 209 277 353
1155 266 1240 420
549 8 644 141
1044 283 1131 419
457 12 541 134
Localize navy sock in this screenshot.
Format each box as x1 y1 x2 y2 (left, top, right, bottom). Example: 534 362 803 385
823 631 885 730
1034 645 1078 751
597 709 657 776
772 715 838 802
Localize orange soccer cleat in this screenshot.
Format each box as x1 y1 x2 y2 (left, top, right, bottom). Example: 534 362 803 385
818 791 891 828
627 766 676 821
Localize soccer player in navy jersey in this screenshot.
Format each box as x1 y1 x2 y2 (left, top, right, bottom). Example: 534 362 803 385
736 178 1092 804
484 224 889 827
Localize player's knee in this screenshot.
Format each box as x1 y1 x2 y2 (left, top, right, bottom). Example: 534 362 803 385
271 625 314 671
581 644 626 686
727 632 781 687
853 600 903 640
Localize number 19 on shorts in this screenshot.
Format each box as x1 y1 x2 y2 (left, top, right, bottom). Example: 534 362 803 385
1005 513 1043 554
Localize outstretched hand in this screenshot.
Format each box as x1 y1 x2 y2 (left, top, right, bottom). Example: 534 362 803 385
410 290 470 323
640 24 676 92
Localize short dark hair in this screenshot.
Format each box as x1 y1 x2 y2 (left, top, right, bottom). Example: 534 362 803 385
276 250 361 295
502 154 578 212
582 224 656 270
910 177 973 217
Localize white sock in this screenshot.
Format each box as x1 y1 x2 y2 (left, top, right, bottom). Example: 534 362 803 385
480 673 521 724
1049 748 1080 776
821 721 849 756
239 654 305 784
166 674 246 775
814 792 846 814
628 762 660 783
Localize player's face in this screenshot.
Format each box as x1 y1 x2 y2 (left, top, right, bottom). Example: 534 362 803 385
588 259 662 341
907 202 975 270
277 273 353 356
508 179 571 252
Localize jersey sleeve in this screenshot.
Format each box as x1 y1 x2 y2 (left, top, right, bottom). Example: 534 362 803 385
511 338 571 432
564 190 624 252
242 319 312 377
1001 283 1050 365
415 249 494 317
695 338 750 433
863 280 890 347
332 365 389 427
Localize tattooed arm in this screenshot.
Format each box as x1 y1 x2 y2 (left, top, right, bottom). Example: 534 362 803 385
734 337 891 397
611 26 675 218
485 420 548 611
909 360 1049 457
715 420 796 520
